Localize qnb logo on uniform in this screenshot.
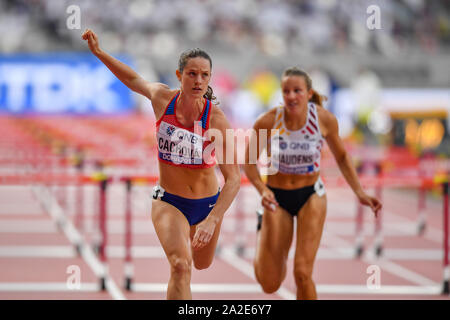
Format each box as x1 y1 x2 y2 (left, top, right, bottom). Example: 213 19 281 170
158 122 204 165
289 142 310 151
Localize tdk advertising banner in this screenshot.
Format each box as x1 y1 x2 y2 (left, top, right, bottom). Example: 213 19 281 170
0 53 134 114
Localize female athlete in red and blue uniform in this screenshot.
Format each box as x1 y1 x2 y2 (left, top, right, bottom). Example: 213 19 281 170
83 29 240 300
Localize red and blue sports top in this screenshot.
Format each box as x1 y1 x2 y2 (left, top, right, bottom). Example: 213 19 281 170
155 91 216 169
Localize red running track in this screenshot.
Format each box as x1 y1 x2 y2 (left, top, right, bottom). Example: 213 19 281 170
0 182 449 300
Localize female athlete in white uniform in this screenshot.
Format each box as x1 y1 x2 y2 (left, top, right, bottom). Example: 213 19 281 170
244 67 381 299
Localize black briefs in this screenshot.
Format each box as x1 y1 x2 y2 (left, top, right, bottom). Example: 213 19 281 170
267 184 316 217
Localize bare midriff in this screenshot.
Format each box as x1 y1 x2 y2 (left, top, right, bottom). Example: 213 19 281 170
266 171 320 190
158 161 219 198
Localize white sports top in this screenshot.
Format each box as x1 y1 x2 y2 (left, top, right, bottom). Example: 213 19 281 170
270 103 325 175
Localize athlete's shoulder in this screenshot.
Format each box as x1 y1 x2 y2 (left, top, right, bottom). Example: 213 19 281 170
253 107 279 130
209 103 225 118
315 104 338 136
152 87 179 121
316 105 336 123
209 103 230 130
153 86 178 101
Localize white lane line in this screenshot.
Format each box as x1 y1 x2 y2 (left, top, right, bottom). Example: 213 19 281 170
0 245 165 259
132 282 441 295
234 246 443 261
0 282 99 292
0 211 42 216
1 244 441 261
31 185 126 300
219 246 296 300
2 216 440 238
107 246 165 258
132 283 262 293
222 219 438 236
0 246 76 258
0 220 58 233
316 284 441 295
0 219 155 234
4 216 438 238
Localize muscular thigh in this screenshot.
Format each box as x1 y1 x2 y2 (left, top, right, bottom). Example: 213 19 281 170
189 216 223 266
295 193 327 264
257 206 294 262
151 199 192 262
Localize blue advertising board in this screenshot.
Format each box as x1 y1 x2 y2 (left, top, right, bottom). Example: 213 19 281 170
0 53 134 114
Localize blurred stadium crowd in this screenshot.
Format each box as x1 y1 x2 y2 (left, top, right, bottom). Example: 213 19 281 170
1 0 449 142
2 0 449 55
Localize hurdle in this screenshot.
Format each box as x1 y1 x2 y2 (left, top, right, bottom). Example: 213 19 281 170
120 175 158 291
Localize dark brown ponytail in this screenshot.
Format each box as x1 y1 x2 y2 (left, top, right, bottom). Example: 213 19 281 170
282 67 327 107
204 85 217 103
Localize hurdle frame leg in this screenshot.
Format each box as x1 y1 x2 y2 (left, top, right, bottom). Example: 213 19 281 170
442 182 449 295
417 184 427 236
98 178 108 291
124 179 134 291
374 162 383 258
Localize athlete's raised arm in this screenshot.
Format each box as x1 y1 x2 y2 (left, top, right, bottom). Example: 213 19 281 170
81 29 169 112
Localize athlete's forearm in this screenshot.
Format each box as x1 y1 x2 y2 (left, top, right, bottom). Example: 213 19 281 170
243 164 266 195
208 173 240 223
94 49 142 92
336 152 365 198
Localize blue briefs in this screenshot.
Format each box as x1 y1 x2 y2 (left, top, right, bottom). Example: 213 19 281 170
152 185 220 225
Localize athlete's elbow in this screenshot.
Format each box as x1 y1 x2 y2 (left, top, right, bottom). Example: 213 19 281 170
333 150 349 165
124 77 141 93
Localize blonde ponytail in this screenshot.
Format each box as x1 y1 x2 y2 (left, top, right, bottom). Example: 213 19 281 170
309 89 327 107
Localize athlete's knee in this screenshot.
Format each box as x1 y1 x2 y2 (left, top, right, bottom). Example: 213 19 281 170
169 256 192 276
293 263 313 284
254 264 283 294
258 277 283 294
193 257 213 270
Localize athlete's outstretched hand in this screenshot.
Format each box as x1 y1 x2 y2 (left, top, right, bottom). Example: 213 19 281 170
192 217 217 250
261 187 278 212
358 193 382 218
82 29 101 55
